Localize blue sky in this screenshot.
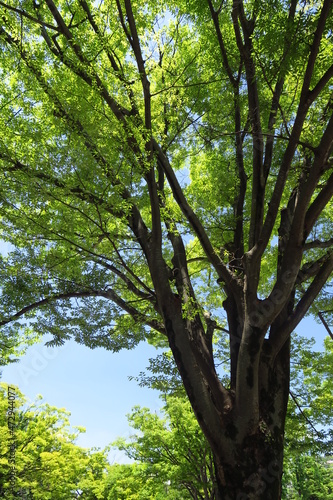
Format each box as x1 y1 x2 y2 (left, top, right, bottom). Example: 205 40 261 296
0 239 163 460
1 314 328 462
1 336 162 462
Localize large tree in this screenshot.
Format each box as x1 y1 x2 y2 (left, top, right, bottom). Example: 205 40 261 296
0 0 332 498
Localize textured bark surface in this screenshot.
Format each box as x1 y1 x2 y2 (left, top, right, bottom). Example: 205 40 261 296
162 301 290 499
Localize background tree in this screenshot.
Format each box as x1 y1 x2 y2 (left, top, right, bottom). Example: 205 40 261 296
102 462 185 500
0 384 109 499
0 0 332 498
282 455 333 499
285 335 333 456
114 396 216 500
282 334 333 498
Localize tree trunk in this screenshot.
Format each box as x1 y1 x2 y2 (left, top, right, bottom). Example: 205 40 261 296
164 305 289 499
213 436 284 500
210 338 290 500
153 226 292 500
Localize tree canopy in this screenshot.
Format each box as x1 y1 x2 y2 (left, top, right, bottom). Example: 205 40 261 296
0 0 332 497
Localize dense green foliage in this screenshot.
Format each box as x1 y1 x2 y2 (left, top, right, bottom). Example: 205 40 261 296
286 336 333 455
0 0 331 367
0 384 109 499
283 455 333 499
103 463 185 500
282 335 333 498
115 396 216 499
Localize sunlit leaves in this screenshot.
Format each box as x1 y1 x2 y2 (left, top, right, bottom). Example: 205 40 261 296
113 396 215 500
0 384 109 498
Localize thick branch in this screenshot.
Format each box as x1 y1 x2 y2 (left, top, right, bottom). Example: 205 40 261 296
233 89 247 262
77 0 139 117
102 288 165 333
2 155 123 218
1 23 154 259
300 0 333 102
207 0 238 87
93 258 156 303
304 171 333 239
0 289 165 334
0 1 59 31
262 0 298 178
287 113 333 249
270 252 333 359
262 78 285 180
78 0 119 73
124 0 150 104
115 0 132 45
152 138 240 295
318 311 333 340
308 63 333 103
297 251 333 283
304 237 333 251
232 0 265 250
43 0 131 121
0 291 103 326
253 0 333 261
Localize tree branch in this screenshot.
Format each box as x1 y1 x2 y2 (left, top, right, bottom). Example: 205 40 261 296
318 311 333 340
207 0 238 88
308 63 333 103
93 256 156 305
270 251 333 359
289 390 322 438
261 0 298 178
297 251 333 284
102 288 165 333
78 0 139 117
152 138 240 295
0 1 59 31
49 0 131 120
232 0 266 252
304 238 333 251
0 289 165 335
0 291 105 327
286 112 333 251
115 0 132 45
78 0 119 73
233 88 247 263
304 171 333 240
253 0 333 262
1 154 124 219
0 22 154 260
300 0 333 103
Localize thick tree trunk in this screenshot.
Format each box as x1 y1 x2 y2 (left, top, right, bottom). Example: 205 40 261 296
213 436 284 500
165 308 289 499
211 337 290 500
154 237 291 500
